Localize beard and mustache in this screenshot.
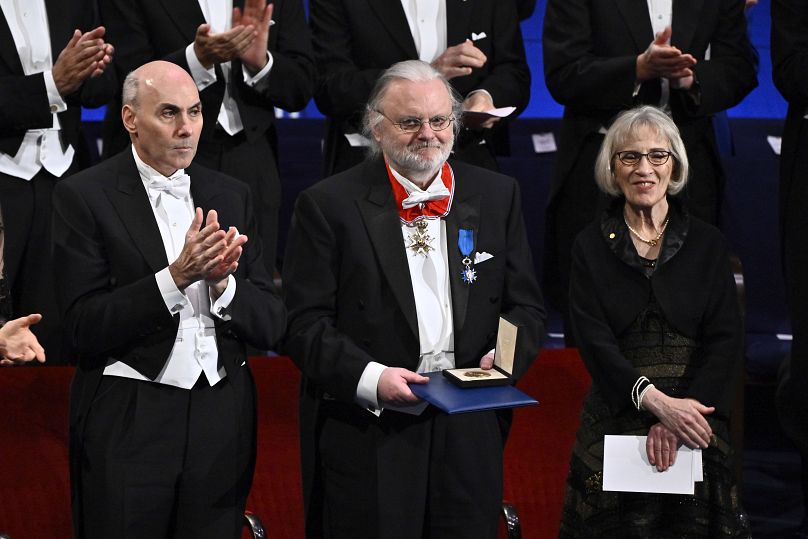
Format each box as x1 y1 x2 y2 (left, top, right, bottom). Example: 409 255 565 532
382 137 453 176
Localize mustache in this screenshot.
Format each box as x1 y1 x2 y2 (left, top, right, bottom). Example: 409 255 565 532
408 141 444 151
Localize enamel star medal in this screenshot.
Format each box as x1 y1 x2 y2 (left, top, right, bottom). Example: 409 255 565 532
458 228 476 284
406 219 435 256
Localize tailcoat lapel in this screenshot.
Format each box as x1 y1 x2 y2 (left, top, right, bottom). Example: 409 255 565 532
613 0 654 52
446 0 473 46
45 0 69 62
366 0 418 58
158 0 205 43
670 0 702 53
445 180 480 335
106 152 169 273
0 11 22 74
357 163 420 341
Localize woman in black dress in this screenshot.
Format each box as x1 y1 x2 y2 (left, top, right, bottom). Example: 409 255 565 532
559 106 748 538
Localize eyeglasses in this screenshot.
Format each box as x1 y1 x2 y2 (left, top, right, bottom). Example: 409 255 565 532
613 150 673 166
376 110 455 133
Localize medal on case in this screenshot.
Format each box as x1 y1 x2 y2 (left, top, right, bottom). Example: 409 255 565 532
458 228 476 284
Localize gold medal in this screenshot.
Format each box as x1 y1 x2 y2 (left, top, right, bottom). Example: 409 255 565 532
406 220 435 256
462 370 491 378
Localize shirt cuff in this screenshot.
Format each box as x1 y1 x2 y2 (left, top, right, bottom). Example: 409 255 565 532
241 51 274 86
210 275 237 320
155 267 191 315
465 88 493 105
185 43 218 90
43 70 67 113
356 360 386 414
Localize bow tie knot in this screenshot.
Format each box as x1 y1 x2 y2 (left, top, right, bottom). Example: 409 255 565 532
401 188 451 209
149 174 191 200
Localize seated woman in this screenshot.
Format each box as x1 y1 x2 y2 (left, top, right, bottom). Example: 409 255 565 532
559 106 748 537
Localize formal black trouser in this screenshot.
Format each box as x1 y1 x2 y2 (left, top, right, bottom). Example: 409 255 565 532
0 169 64 362
78 368 256 539
314 401 503 539
196 129 280 275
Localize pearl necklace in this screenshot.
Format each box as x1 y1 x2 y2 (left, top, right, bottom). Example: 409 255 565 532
624 214 670 247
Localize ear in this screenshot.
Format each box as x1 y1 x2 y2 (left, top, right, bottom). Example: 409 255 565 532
121 105 137 136
371 123 383 143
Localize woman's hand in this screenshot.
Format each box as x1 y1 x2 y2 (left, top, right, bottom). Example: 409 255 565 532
646 422 680 471
641 386 713 449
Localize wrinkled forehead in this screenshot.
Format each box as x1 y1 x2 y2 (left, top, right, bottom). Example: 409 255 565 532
139 73 200 108
380 79 452 117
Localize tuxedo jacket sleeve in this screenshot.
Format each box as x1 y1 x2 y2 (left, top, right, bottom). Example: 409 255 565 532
99 0 314 143
543 0 757 118
52 151 286 374
310 0 530 122
0 0 115 155
570 216 742 415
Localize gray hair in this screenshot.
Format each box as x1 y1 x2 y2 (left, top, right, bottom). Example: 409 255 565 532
122 70 140 109
594 105 689 196
362 60 463 158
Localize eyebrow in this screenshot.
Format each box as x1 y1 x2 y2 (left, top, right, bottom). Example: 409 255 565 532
158 101 202 111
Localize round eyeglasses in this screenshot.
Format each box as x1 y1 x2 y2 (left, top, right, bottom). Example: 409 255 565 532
613 150 673 166
376 110 455 133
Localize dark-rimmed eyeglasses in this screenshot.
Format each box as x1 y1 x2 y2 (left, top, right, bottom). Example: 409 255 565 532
613 150 673 166
376 110 455 133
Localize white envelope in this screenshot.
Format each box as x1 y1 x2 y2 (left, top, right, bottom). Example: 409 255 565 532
471 32 487 41
603 435 696 495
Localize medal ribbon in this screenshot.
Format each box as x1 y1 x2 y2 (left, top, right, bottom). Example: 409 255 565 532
386 161 454 224
458 228 477 284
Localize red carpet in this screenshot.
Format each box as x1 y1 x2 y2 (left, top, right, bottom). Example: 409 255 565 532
0 349 589 538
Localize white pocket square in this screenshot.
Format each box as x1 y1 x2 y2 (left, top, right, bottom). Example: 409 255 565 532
471 32 487 41
474 251 494 264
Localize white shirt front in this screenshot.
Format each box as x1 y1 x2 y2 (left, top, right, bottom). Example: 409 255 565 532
102 146 236 389
400 0 447 63
355 164 455 413
0 0 73 180
185 0 274 136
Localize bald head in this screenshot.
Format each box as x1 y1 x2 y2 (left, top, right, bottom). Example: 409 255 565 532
121 61 203 176
122 60 198 110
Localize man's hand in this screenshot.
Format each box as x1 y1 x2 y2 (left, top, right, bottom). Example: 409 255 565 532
431 39 486 80
462 91 499 129
636 26 696 83
169 208 229 291
233 0 274 73
479 350 495 369
641 387 714 449
646 422 680 472
52 27 114 96
377 367 428 406
205 225 248 296
0 314 46 366
193 23 256 69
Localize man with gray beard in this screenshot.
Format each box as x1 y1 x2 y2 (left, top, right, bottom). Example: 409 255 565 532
282 60 545 539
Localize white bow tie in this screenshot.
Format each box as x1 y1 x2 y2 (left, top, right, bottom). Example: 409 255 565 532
401 187 451 209
148 174 191 200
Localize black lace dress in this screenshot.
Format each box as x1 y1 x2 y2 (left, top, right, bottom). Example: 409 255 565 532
559 202 748 538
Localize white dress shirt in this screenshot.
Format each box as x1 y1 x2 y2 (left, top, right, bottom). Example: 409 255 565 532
185 0 274 136
0 0 74 180
400 0 447 63
102 146 237 389
356 164 455 413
